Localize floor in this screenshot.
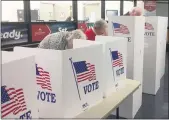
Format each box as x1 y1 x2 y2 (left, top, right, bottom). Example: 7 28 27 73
108 52 168 119
135 52 168 119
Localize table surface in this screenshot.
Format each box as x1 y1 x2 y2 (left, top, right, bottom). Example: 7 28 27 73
75 79 141 119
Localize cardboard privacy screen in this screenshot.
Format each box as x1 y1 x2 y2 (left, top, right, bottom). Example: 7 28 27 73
108 16 145 118
95 36 127 97
143 16 168 95
108 16 145 84
14 40 104 118
1 51 38 119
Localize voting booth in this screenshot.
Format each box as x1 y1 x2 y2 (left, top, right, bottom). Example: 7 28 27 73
1 51 38 119
14 40 104 118
143 16 168 95
95 36 127 97
108 16 145 118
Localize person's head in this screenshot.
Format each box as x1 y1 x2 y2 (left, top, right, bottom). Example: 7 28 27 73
129 7 142 16
38 29 86 50
66 29 86 49
93 19 108 36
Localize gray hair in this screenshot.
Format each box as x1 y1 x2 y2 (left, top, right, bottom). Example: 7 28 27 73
94 19 108 29
38 29 86 50
68 29 86 41
131 7 142 15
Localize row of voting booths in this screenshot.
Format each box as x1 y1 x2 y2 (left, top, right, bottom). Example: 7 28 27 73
1 14 168 118
2 37 127 119
108 16 168 118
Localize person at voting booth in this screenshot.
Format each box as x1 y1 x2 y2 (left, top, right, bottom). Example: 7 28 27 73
38 29 86 50
85 19 108 41
124 7 142 16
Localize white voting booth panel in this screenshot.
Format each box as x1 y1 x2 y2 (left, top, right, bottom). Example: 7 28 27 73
14 40 104 118
143 16 168 95
108 16 145 118
95 36 127 97
1 51 38 119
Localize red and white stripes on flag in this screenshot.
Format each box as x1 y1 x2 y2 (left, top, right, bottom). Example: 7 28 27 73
73 61 96 83
145 22 154 30
114 25 129 34
1 88 27 118
86 63 96 81
113 23 129 34
36 66 52 91
113 52 123 67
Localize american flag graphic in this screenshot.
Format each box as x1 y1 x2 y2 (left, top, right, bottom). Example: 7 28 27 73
1 86 27 118
145 22 154 30
36 64 52 91
73 61 96 83
111 51 123 67
112 22 129 34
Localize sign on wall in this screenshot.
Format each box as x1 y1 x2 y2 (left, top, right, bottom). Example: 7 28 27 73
78 22 94 33
78 23 88 33
31 22 77 42
87 23 94 29
1 23 28 46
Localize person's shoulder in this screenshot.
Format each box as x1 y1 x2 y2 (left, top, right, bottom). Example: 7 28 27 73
41 32 59 44
48 31 68 40
49 32 66 42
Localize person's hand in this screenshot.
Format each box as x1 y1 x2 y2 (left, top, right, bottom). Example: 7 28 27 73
129 7 142 16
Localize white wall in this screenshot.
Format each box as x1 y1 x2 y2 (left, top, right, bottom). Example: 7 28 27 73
123 1 134 14
2 1 72 22
39 3 54 21
5 1 165 22
54 4 72 21
78 2 84 20
31 1 72 21
2 1 24 22
105 1 133 20
137 1 144 16
105 1 120 20
31 1 41 9
78 1 101 21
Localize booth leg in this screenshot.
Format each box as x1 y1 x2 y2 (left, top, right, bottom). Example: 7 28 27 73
116 107 119 119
